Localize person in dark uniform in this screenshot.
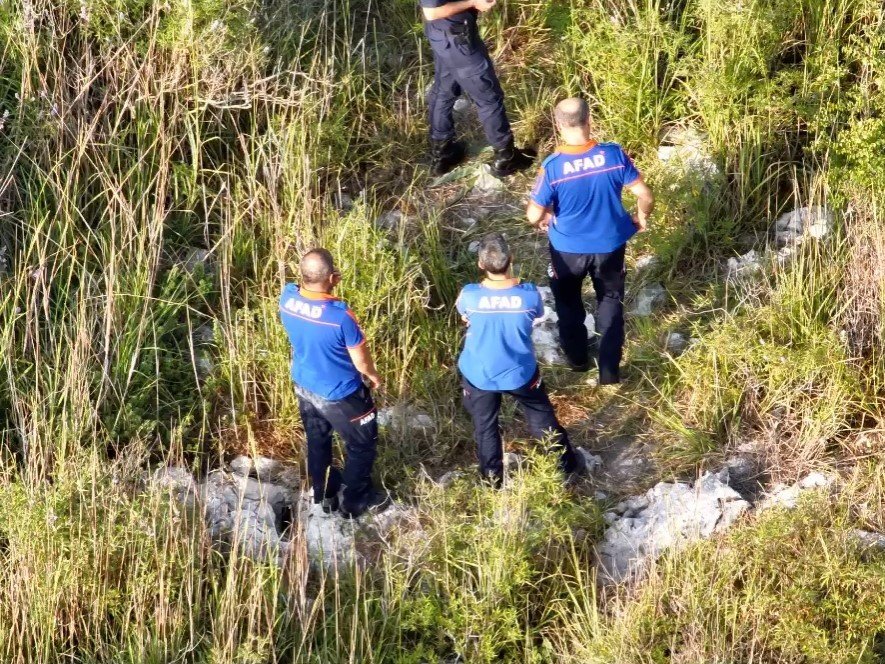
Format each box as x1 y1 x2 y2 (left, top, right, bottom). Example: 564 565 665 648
420 0 536 177
278 249 388 519
527 98 655 385
456 233 585 486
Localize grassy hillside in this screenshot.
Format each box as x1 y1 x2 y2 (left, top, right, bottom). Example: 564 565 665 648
1 0 885 661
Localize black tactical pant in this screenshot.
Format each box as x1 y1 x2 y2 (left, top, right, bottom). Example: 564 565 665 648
296 385 378 505
549 243 627 385
425 18 512 149
460 370 578 483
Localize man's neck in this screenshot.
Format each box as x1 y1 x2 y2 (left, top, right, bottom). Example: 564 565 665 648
482 273 518 288
300 284 334 295
561 128 592 146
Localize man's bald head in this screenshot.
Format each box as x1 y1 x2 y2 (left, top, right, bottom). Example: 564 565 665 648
554 97 590 129
300 248 336 286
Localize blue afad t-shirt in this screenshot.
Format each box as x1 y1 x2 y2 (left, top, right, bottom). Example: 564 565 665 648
531 141 642 254
279 284 365 401
456 280 545 391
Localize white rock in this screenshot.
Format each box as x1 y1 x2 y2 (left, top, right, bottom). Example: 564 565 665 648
472 165 506 195
149 466 198 507
437 470 464 487
851 529 885 553
376 210 409 232
657 128 720 181
377 405 435 433
504 452 524 470
576 447 603 474
664 332 688 355
634 255 659 271
453 97 470 114
758 472 836 510
774 206 834 245
596 469 749 584
726 249 762 279
631 283 666 316
179 247 212 275
467 240 480 253
461 217 478 230
230 455 300 489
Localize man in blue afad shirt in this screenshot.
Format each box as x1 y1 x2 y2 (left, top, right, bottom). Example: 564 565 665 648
420 0 535 177
279 249 386 519
456 233 583 485
527 98 655 385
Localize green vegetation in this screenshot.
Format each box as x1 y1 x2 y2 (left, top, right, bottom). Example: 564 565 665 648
1 0 885 661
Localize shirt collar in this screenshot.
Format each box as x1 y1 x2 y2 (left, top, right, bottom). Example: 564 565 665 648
557 140 598 155
481 277 520 290
299 287 338 301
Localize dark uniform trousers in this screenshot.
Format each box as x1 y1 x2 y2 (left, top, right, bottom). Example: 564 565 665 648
296 385 378 505
461 370 579 482
424 18 512 150
549 243 627 385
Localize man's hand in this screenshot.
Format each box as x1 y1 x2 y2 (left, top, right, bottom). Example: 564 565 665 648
537 211 552 232
364 373 383 390
632 212 648 233
473 0 497 11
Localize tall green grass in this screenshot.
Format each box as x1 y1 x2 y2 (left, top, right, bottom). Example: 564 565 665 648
0 0 885 661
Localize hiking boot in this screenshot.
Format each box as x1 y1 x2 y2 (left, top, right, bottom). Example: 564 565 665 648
565 357 592 373
340 490 392 520
314 495 339 515
429 139 467 176
489 141 536 178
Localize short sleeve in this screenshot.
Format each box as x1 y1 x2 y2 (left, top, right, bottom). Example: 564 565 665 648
455 289 467 316
530 166 554 209
529 288 544 320
342 310 366 349
621 147 641 186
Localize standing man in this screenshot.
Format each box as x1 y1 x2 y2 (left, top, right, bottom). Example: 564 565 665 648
279 249 386 519
421 0 536 177
527 98 655 385
456 233 584 486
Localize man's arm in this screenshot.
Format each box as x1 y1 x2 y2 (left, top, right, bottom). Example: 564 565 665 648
626 178 654 232
348 344 382 390
526 201 552 231
422 0 494 21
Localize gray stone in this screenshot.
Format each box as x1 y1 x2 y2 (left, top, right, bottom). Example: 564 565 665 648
774 206 834 246
596 468 749 584
467 240 480 254
726 249 762 279
634 254 659 271
437 470 464 488
230 455 300 489
377 405 435 433
631 283 666 316
758 472 836 510
376 210 410 232
149 466 198 507
471 165 506 195
576 447 603 474
657 128 720 181
504 452 524 470
453 97 470 114
179 247 213 275
532 286 593 365
664 332 689 355
851 529 885 554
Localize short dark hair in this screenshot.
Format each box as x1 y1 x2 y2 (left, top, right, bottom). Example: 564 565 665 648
478 233 511 275
300 248 335 285
554 97 590 129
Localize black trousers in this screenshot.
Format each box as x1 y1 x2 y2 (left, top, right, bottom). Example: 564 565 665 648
424 20 512 149
549 243 626 385
460 371 578 482
297 385 378 505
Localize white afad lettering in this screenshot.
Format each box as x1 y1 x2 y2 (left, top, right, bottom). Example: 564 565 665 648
477 295 523 309
286 298 323 319
359 412 376 426
561 153 606 176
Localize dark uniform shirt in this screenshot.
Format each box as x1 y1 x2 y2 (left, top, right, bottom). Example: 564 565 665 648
419 0 477 31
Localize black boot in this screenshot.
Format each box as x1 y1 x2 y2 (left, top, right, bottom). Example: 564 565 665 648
489 140 536 178
429 139 467 176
